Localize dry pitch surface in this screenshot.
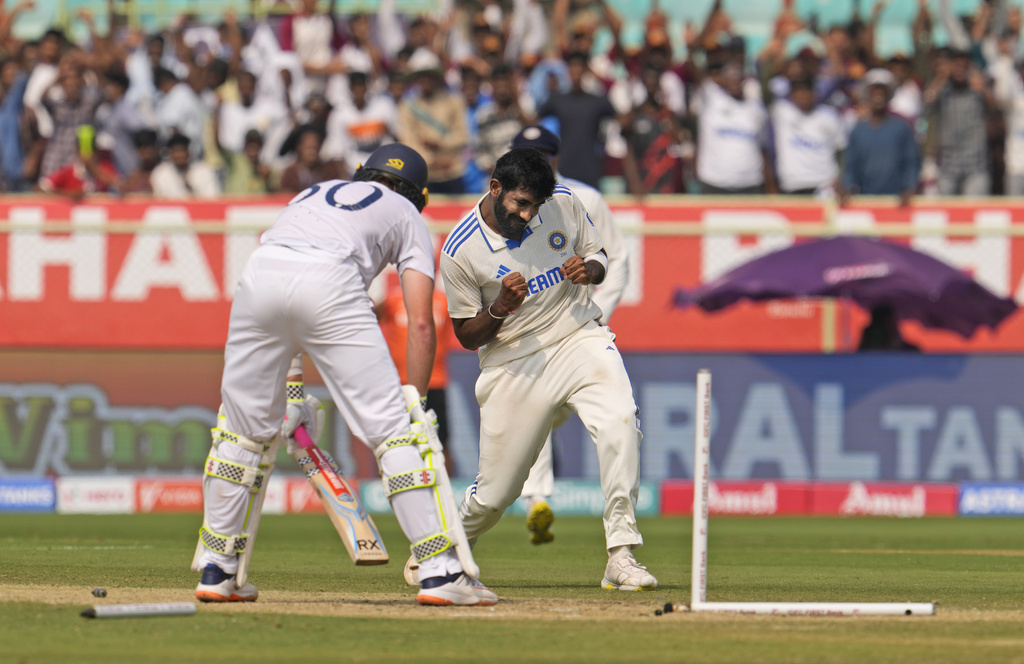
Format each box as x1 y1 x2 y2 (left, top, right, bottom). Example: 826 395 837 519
3 583 1022 626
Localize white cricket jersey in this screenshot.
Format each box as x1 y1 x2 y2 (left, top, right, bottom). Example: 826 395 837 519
770 98 847 192
260 179 435 289
559 174 628 323
440 185 604 368
696 80 768 188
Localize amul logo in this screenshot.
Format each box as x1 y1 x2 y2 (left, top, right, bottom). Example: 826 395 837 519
386 158 404 170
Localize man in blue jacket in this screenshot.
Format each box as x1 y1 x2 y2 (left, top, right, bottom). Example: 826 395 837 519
841 69 921 207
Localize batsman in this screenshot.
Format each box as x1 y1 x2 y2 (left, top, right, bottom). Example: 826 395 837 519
190 144 496 606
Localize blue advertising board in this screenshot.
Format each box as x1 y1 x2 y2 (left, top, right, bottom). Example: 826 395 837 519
443 353 1024 483
959 483 1024 516
0 478 56 512
3 353 1020 485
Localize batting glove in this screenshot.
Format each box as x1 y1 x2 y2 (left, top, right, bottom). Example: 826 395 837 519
282 395 324 443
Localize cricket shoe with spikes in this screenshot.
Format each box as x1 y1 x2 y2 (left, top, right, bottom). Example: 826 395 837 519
526 500 555 545
601 554 658 591
195 564 259 602
417 572 498 606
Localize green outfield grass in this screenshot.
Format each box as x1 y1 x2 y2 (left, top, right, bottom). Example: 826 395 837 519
1 513 1023 663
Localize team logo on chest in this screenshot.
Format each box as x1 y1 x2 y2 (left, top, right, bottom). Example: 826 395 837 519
548 231 568 251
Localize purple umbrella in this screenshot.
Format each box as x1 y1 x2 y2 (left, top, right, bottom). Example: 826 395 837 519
675 236 1017 339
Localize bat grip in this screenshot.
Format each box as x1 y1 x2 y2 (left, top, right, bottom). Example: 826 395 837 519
292 424 315 449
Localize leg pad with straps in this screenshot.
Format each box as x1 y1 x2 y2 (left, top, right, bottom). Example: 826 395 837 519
199 525 249 555
378 428 462 566
191 420 277 573
411 532 454 562
204 456 267 491
384 468 437 497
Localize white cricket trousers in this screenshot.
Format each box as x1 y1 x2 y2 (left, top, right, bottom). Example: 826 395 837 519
461 322 644 551
197 245 460 580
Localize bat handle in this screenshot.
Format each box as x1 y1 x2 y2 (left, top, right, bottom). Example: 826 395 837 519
292 424 315 450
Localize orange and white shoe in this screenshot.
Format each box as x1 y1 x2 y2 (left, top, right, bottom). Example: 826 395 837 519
417 572 497 606
195 564 258 602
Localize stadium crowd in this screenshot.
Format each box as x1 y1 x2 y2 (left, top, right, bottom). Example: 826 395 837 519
0 0 1019 201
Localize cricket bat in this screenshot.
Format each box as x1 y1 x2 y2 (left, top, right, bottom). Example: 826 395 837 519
290 424 389 565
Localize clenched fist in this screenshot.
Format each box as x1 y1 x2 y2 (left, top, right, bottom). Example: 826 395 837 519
493 272 528 315
561 255 604 285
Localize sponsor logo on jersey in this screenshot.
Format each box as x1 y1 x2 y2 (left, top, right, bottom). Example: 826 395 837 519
548 231 567 251
526 265 565 295
495 264 510 279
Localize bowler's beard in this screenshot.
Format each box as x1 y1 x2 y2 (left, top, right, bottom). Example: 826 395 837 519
494 190 526 240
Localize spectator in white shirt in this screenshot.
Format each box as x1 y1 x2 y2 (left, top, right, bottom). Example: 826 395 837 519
154 66 207 159
770 77 847 197
151 132 221 198
991 50 1024 194
23 29 65 141
695 61 774 194
323 71 397 168
887 54 923 128
216 70 291 166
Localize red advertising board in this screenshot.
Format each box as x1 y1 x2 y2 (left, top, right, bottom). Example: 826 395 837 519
809 482 959 517
661 481 809 516
136 478 204 513
661 481 959 516
2 197 1023 352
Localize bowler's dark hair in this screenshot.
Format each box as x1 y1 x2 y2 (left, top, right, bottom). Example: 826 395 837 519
492 147 556 201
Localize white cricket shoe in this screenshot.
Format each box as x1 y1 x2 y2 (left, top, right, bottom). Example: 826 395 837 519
601 554 658 591
403 555 419 586
417 572 498 606
526 500 555 545
195 564 259 602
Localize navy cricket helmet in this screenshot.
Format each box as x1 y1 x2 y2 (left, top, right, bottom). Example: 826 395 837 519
359 143 430 210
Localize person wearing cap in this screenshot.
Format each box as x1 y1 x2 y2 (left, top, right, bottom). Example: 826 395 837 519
192 142 498 607
922 48 993 196
397 50 469 194
508 125 630 544
841 68 920 206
